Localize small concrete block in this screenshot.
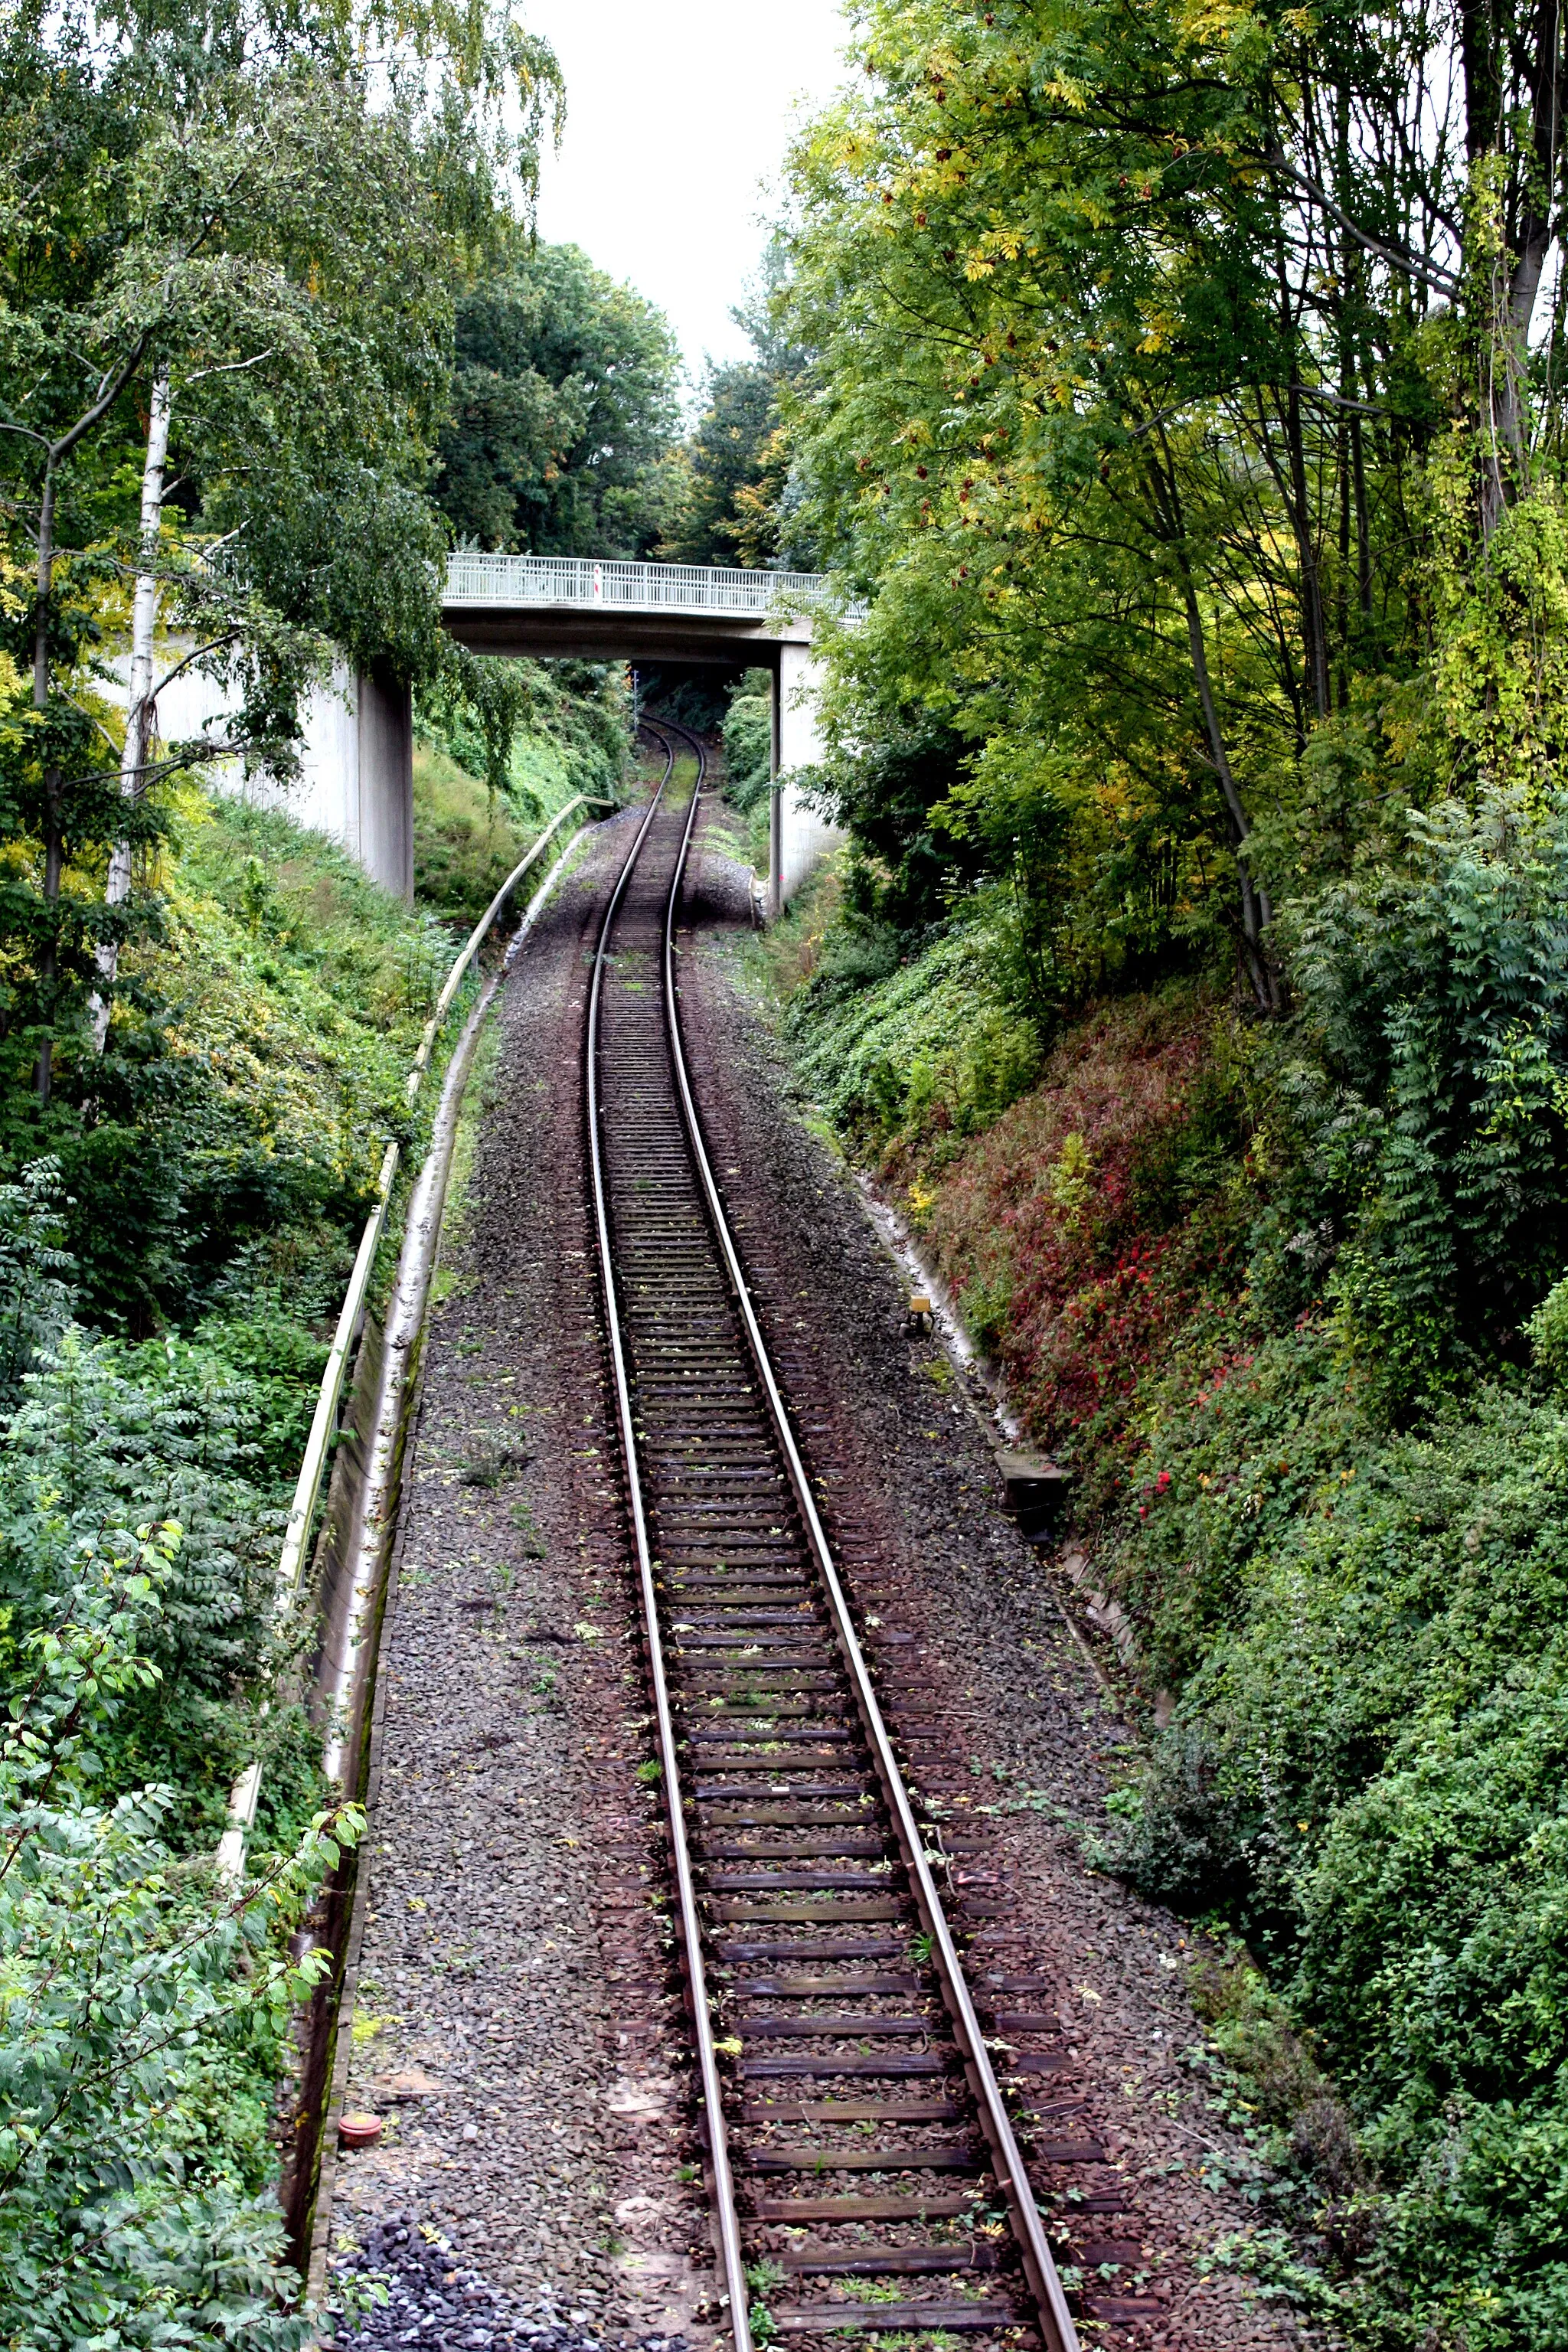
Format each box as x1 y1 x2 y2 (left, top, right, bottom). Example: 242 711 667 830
996 1453 1073 1520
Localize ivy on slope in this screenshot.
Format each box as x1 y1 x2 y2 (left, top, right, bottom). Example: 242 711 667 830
28 792 459 1332
786 910 1042 1155
1112 1351 1568 2347
777 789 1568 2344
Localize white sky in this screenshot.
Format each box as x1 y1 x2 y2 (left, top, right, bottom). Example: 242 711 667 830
523 0 855 392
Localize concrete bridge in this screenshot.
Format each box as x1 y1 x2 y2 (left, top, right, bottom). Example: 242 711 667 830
132 557 844 913
440 554 844 913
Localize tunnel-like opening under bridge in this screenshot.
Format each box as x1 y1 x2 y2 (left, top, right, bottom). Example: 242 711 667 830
440 554 844 914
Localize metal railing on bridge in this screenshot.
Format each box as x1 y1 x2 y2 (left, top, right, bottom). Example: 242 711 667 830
443 550 838 618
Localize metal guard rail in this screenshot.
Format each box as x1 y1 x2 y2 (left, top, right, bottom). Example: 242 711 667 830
443 550 838 618
216 791 604 1881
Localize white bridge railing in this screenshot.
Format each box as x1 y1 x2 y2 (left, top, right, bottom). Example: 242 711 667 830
443 550 836 618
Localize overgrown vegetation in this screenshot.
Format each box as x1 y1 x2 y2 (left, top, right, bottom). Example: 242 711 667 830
760 2 1568 2342
414 656 630 920
0 783 469 2342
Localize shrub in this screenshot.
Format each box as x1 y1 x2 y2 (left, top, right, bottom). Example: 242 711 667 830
1 1321 325 1847
0 1524 357 2350
1269 786 1568 1399
1110 1371 1568 2340
722 674 774 813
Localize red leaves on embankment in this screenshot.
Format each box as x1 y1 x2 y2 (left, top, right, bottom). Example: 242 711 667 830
910 989 1250 1469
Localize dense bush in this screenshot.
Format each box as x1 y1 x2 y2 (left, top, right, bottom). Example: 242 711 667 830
776 781 1568 2342
1106 1359 1568 2344
721 673 773 815
1260 787 1568 1400
0 789 420 2342
1 1324 325 1849
0 1521 355 2350
0 795 454 1334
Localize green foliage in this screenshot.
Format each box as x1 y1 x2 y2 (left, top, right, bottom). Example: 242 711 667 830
1263 786 1568 1400
413 658 629 919
0 0 562 1104
0 1158 75 1403
1104 1361 1568 2341
0 790 456 1332
662 361 781 567
1527 1275 1568 1384
413 737 531 923
720 674 773 814
786 912 1040 1158
662 239 808 570
0 1321 325 1847
0 1519 360 2349
438 235 681 556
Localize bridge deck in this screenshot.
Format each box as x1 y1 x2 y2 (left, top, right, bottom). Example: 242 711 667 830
441 554 835 666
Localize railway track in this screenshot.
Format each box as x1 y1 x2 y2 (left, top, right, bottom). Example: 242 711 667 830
585 722 1081 2352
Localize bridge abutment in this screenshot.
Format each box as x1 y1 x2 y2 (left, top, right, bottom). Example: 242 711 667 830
769 639 841 917
125 654 415 903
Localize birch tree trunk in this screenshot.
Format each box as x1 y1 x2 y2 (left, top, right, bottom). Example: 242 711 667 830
93 365 171 1051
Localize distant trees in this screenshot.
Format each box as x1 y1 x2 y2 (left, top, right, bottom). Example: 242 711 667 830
437 236 682 556
662 245 809 570
662 362 779 567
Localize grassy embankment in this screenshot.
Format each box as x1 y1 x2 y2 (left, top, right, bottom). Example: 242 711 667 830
0 710 622 2344
745 860 1568 2351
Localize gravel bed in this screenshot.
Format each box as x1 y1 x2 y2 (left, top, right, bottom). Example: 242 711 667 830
327 2211 691 2352
675 802 1318 2351
330 805 716 2346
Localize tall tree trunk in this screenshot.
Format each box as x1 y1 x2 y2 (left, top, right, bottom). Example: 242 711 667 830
1463 0 1565 537
1181 580 1281 1014
1284 372 1331 720
92 368 172 1052
34 463 57 1106
1141 432 1281 1011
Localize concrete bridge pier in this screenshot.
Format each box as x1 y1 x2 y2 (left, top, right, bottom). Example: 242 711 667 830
126 654 415 903
769 639 838 918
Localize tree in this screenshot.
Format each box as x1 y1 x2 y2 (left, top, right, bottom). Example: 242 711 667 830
662 240 811 568
777 0 1563 1007
0 0 561 1110
436 235 681 555
662 361 779 566
0 1508 361 2347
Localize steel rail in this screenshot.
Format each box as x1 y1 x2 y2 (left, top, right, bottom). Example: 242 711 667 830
585 730 754 2352
652 722 1082 2352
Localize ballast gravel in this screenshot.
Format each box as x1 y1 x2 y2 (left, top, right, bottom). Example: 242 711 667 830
322 766 1323 2352
328 2211 690 2352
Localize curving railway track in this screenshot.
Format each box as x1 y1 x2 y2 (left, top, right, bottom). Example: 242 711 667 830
585 722 1082 2352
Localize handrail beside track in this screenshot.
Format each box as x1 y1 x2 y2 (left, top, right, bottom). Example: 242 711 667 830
217 791 609 1884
